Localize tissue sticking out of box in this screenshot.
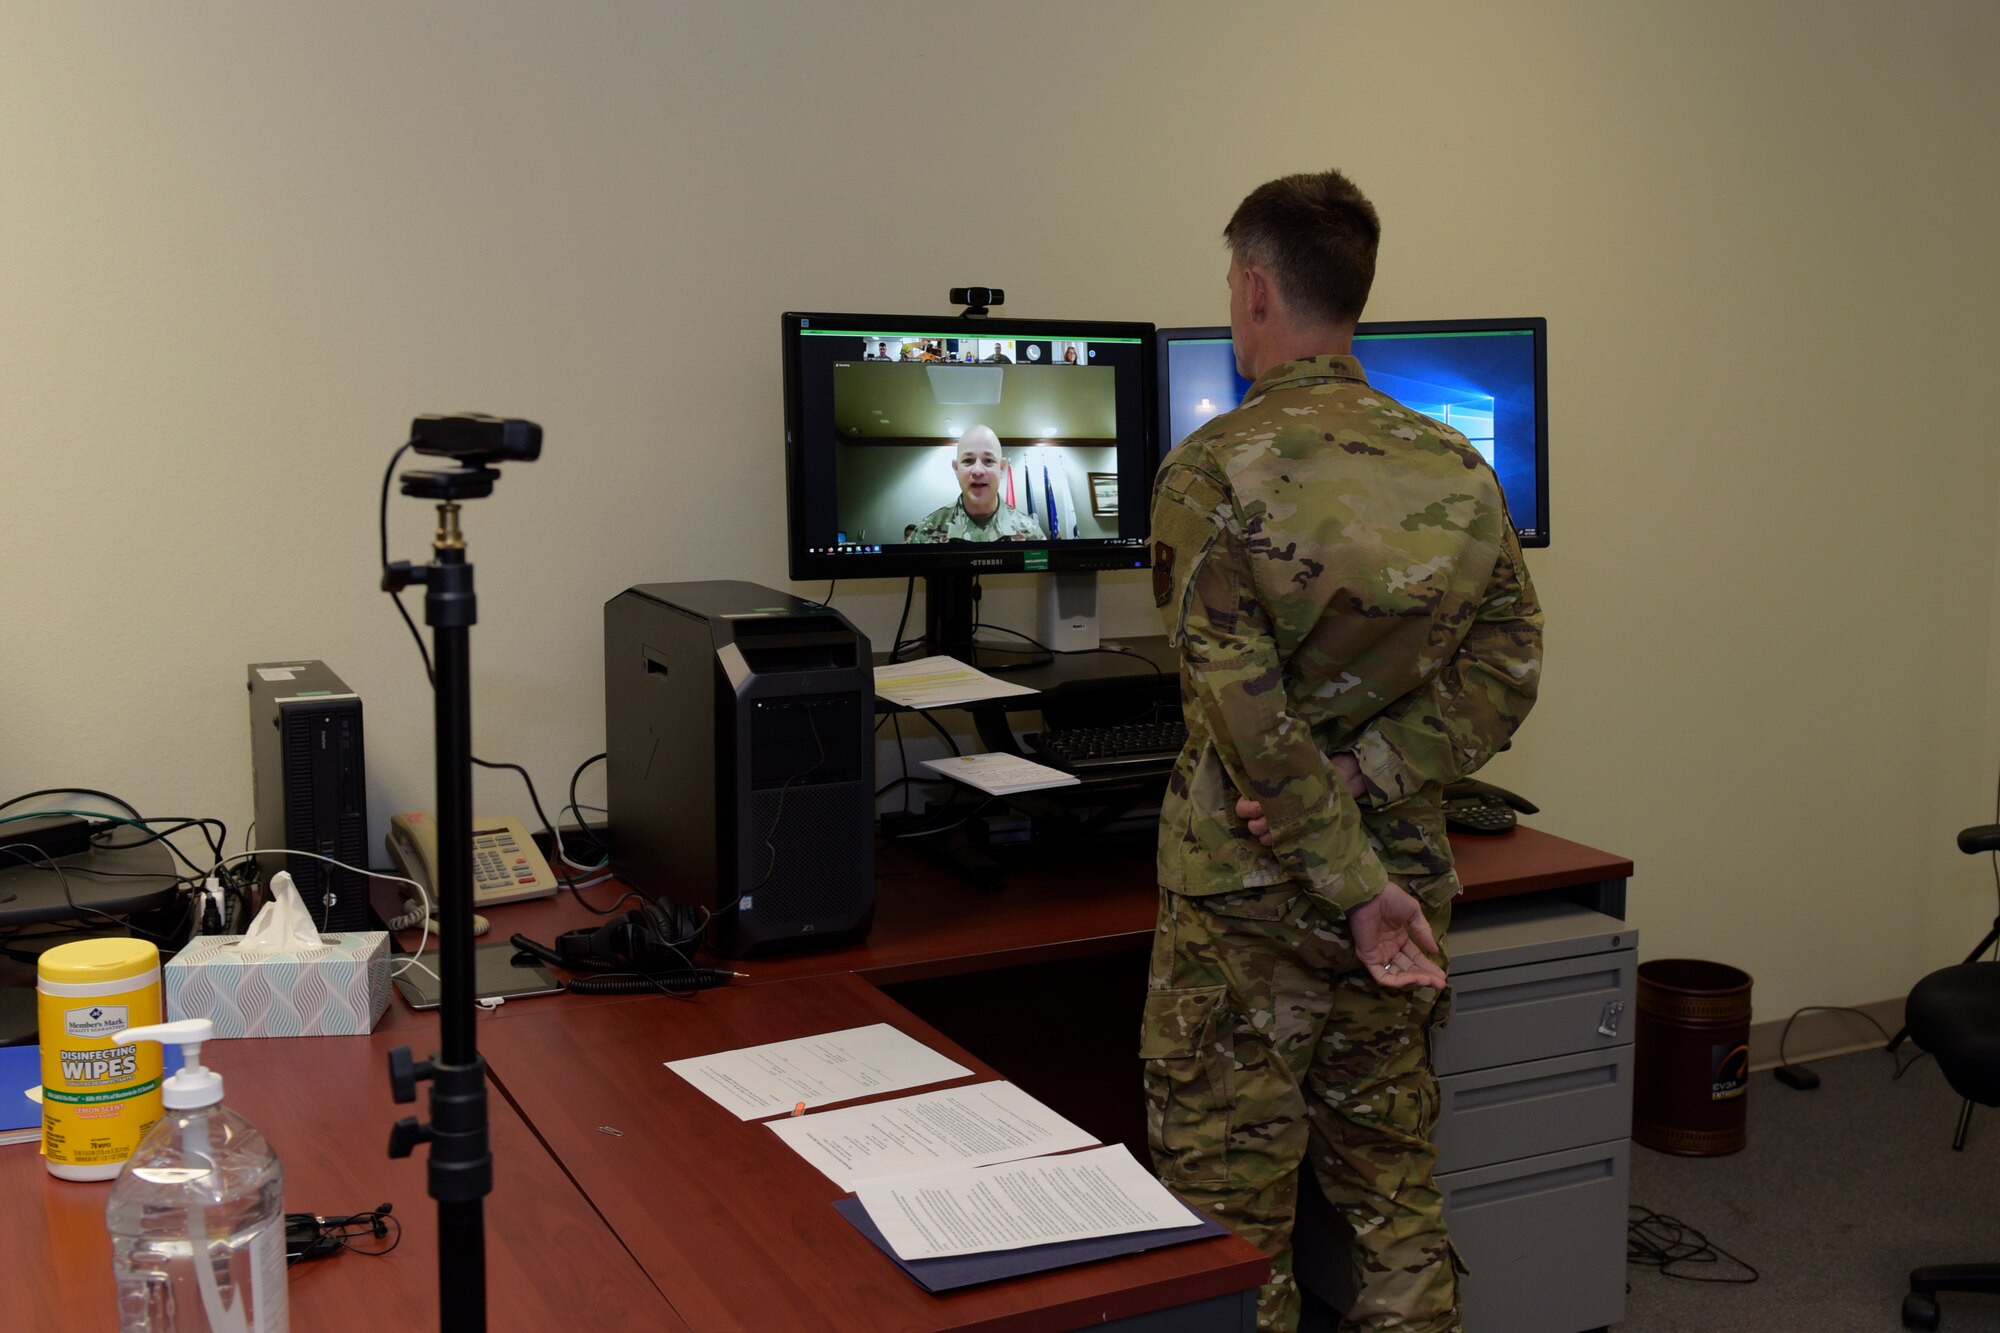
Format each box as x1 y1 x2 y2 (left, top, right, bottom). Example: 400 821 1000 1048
238 871 325 953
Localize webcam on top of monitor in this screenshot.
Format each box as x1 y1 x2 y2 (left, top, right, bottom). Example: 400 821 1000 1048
950 286 1004 318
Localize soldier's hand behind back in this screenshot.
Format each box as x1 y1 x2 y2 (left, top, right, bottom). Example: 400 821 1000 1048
1236 758 1369 845
1350 883 1447 990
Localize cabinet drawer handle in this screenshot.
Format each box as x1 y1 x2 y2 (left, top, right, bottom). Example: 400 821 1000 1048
1448 1157 1614 1209
1456 968 1621 1012
1452 1063 1618 1111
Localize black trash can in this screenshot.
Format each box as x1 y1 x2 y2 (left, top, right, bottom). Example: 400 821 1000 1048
1632 958 1753 1156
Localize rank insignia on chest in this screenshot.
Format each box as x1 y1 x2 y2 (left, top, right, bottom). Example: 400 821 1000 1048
1153 541 1175 607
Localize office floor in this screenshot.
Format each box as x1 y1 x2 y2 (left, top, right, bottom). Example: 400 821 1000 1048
1617 1050 2000 1332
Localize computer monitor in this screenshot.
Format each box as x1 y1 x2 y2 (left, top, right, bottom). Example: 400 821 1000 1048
1155 317 1549 546
783 312 1155 656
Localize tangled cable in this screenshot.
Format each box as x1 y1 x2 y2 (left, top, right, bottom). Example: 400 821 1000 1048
1627 1205 1759 1284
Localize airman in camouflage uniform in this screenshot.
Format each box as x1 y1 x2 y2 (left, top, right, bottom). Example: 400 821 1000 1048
908 495 1046 543
909 424 1048 543
1143 171 1542 1333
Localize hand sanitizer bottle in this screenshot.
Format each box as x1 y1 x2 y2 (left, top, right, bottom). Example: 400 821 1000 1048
105 1019 287 1333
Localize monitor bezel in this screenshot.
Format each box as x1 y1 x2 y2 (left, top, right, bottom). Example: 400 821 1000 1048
782 311 1158 583
1155 316 1550 547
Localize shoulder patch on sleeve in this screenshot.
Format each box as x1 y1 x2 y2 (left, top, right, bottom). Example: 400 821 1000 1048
1150 486 1227 642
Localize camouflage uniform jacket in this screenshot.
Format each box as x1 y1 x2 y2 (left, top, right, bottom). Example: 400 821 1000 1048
910 497 1047 543
1150 353 1542 913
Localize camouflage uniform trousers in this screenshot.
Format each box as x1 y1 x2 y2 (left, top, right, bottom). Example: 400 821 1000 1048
1141 882 1460 1333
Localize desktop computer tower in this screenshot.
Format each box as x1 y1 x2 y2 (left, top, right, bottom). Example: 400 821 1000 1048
247 661 371 933
604 581 875 958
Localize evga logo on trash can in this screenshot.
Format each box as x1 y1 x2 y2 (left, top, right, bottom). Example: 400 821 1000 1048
1711 1042 1749 1100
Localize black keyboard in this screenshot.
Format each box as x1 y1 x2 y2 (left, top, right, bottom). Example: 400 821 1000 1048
1027 721 1188 774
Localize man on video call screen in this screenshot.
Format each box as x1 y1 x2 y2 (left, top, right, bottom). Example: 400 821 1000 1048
829 351 1119 545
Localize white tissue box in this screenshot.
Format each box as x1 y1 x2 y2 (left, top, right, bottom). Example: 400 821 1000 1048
166 932 392 1037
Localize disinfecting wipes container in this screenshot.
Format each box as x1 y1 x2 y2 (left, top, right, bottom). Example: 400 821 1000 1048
37 939 164 1180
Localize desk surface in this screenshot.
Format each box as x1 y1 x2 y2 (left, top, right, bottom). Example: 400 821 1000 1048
477 970 1267 1332
386 823 1632 1004
0 1018 684 1331
121 819 1623 1329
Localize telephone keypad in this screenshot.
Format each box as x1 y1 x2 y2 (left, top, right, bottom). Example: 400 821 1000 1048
1443 797 1517 835
474 830 539 889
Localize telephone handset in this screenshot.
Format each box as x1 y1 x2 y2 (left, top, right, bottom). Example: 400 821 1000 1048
386 811 559 908
1442 778 1538 836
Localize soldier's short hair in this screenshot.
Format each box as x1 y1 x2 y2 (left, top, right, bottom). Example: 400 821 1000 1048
1224 170 1380 326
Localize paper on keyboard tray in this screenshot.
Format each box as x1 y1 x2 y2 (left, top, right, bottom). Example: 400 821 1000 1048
873 656 1038 709
919 752 1078 795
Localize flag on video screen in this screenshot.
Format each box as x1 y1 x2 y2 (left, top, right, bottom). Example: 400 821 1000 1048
1022 445 1078 538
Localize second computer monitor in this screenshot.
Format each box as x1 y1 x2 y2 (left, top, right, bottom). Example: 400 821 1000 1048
1156 317 1549 546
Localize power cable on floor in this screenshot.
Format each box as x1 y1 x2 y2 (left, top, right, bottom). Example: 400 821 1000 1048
1627 1205 1760 1284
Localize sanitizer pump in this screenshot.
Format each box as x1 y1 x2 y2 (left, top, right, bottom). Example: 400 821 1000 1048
105 1019 288 1333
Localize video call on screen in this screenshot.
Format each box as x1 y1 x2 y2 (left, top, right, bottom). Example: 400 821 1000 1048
795 329 1148 551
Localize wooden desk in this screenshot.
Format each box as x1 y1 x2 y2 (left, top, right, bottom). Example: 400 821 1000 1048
397 823 1631 993
477 971 1267 1332
341 821 1628 1327
0 1022 684 1332
374 824 1631 1199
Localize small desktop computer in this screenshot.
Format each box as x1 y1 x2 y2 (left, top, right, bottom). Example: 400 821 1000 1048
604 581 875 958
247 661 372 932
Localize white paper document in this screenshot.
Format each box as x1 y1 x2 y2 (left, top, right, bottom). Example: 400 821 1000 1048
852 1143 1203 1261
665 1023 973 1121
919 752 1080 796
766 1080 1098 1190
874 656 1039 709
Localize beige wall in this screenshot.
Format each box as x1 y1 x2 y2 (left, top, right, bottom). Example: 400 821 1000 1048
3 2 1996 1020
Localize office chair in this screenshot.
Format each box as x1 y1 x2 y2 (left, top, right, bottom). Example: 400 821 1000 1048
1898 823 2000 1331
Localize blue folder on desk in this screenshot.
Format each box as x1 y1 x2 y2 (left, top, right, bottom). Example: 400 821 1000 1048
832 1194 1227 1294
2 1046 45 1138
1 1045 184 1143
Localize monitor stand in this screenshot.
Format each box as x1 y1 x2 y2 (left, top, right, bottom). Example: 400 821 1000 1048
921 573 979 664
919 573 1079 666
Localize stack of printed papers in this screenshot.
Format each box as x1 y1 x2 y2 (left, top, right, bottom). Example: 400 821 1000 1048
665 1023 1218 1288
848 1143 1206 1263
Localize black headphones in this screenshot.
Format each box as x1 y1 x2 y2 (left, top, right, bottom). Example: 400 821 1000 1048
572 899 701 971
510 900 739 996
512 899 700 974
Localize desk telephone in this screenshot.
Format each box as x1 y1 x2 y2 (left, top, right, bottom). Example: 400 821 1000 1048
385 811 559 908
1442 778 1538 835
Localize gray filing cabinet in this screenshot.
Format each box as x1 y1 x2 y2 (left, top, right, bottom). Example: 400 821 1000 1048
1297 896 1637 1333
